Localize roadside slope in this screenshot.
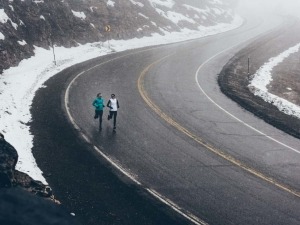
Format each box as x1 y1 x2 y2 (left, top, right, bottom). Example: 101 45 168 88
218 18 300 139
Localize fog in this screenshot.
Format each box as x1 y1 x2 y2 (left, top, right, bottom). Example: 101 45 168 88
236 0 300 18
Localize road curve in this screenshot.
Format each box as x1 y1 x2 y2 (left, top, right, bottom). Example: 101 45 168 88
32 13 300 225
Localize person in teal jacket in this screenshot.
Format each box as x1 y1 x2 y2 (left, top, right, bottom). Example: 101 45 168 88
92 93 105 130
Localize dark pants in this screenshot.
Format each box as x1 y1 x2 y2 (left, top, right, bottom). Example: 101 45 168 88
109 111 117 127
94 110 103 128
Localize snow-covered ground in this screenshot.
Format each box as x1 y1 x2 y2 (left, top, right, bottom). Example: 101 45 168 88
0 16 243 184
248 43 300 118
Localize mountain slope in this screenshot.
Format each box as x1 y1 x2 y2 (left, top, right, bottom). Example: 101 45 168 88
0 0 238 73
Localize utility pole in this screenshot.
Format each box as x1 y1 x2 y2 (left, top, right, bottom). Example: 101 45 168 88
248 57 250 75
48 34 56 65
52 42 56 65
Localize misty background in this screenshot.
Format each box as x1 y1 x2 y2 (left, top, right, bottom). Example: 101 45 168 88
236 0 300 17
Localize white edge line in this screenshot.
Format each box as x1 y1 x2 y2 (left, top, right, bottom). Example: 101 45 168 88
64 48 208 225
194 39 300 154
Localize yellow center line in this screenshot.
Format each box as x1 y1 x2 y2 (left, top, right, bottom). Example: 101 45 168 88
137 54 300 198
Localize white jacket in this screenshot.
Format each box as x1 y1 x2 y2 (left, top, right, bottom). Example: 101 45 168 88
107 98 119 111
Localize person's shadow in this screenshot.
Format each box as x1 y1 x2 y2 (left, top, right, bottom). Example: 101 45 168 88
90 125 117 151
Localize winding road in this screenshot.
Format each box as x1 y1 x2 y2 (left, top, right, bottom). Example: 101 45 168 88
32 12 300 225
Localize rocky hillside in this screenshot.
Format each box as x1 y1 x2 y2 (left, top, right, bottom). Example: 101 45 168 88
0 0 238 74
0 132 54 198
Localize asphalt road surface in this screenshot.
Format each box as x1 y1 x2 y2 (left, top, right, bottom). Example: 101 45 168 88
31 12 300 225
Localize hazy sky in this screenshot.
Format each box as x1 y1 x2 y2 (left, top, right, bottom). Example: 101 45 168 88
236 0 300 17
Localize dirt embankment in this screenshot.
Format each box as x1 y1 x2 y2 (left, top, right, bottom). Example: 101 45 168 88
218 18 300 139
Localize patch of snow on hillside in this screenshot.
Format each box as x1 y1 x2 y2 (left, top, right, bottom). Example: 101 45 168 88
155 8 195 25
18 40 27 46
151 21 157 26
71 10 86 20
0 32 4 40
148 0 175 8
89 6 97 12
130 0 144 7
249 43 300 118
183 4 209 14
0 9 10 23
0 9 18 29
10 20 18 30
138 13 149 19
107 0 115 7
165 11 196 24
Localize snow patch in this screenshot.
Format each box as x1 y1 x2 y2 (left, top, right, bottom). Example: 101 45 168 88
18 40 27 46
0 9 10 23
249 43 300 118
130 0 144 7
138 13 149 19
148 0 175 8
107 0 115 7
0 32 4 40
72 10 86 20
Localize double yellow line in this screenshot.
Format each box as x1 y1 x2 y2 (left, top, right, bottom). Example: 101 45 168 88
137 54 300 198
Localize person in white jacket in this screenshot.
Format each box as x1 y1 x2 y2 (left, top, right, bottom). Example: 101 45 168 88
107 94 119 131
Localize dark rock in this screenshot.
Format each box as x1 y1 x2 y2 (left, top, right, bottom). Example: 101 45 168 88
0 135 70 223
14 170 54 198
0 135 18 188
0 134 58 202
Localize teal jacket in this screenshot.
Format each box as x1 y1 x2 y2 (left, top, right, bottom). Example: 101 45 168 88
92 97 105 111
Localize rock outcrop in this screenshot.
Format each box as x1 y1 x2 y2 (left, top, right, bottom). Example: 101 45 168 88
0 132 17 188
0 132 55 200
